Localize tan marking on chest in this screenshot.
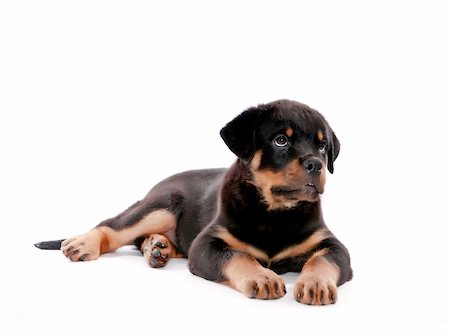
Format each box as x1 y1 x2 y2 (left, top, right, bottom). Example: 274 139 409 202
271 228 330 262
215 227 330 265
214 227 270 262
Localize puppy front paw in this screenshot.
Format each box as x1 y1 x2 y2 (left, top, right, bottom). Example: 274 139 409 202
235 268 286 300
294 273 337 305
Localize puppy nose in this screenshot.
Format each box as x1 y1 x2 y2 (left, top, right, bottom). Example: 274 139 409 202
303 158 322 175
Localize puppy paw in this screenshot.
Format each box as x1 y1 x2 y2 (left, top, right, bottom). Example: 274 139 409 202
236 268 286 300
61 229 104 262
142 234 173 268
294 273 337 305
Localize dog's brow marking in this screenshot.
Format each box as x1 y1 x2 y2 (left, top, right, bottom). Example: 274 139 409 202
214 227 270 262
271 229 330 262
317 130 324 141
286 127 294 137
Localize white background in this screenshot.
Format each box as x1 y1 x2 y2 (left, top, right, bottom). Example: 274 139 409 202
0 0 449 335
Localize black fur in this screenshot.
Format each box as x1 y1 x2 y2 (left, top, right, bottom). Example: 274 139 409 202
35 99 352 299
34 239 64 250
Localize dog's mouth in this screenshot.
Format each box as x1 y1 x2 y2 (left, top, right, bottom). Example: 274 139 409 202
303 182 319 194
271 182 319 199
271 186 302 196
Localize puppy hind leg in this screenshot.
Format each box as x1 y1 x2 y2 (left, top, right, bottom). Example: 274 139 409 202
62 200 179 262
61 200 144 261
61 228 109 261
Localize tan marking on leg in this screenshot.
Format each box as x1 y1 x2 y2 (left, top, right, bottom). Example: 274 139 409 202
303 248 332 265
317 130 324 142
294 248 340 305
271 228 330 262
62 209 176 262
222 254 286 299
98 209 177 252
286 127 294 137
214 227 269 262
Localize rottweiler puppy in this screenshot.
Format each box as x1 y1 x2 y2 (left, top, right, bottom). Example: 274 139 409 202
35 99 352 305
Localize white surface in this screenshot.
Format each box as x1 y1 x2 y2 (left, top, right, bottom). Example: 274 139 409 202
0 0 449 335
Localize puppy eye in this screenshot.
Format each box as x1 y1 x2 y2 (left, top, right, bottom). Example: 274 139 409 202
273 134 289 147
318 141 327 154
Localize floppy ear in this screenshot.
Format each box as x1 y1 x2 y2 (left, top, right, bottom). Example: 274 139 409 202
220 107 262 164
327 131 340 174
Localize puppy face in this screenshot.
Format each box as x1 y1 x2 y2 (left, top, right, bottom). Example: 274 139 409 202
221 99 340 210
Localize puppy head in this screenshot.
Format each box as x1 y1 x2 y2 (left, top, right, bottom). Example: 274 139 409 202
221 99 340 210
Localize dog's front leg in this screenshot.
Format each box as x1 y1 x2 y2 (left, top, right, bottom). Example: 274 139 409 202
222 253 286 299
188 229 286 300
294 250 340 305
294 238 352 305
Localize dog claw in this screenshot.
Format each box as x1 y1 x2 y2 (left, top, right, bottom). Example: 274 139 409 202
239 269 286 300
264 284 270 299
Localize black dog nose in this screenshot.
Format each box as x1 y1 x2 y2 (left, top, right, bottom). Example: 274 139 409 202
303 158 322 175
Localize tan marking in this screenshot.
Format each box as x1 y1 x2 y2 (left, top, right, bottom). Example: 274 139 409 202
62 209 177 262
98 209 177 252
251 150 263 171
222 254 286 299
301 248 340 287
271 229 330 262
250 148 327 210
317 130 324 142
61 228 107 261
294 248 340 305
303 248 332 267
98 228 110 253
222 254 262 285
319 162 326 189
250 156 305 210
286 127 294 137
214 227 269 262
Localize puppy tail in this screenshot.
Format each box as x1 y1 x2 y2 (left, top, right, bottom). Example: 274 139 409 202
34 239 65 250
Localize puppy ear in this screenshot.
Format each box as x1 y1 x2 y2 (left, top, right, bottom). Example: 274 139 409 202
327 131 340 174
220 107 261 163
